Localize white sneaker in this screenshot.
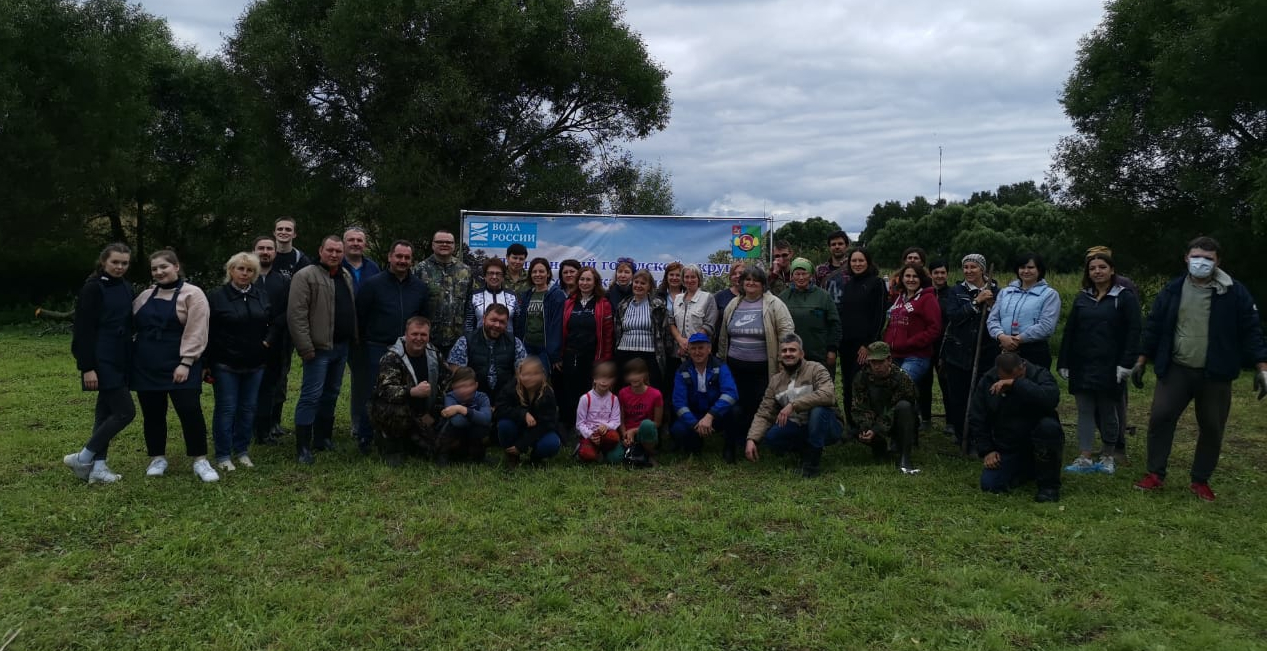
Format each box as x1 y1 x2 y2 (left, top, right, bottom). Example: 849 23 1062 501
88 464 122 484
236 454 254 469
1098 455 1116 475
216 458 236 472
193 459 220 483
64 453 91 480
146 457 168 477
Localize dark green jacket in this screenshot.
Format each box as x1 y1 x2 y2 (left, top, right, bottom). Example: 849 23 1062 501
779 285 842 364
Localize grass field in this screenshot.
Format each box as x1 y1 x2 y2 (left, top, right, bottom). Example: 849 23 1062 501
2 322 1266 651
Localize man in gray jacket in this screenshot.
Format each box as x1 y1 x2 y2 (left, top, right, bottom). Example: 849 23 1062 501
289 235 357 463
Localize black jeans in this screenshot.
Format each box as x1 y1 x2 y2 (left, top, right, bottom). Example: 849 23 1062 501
726 357 770 446
85 387 136 460
1145 365 1232 483
137 389 209 457
838 338 870 426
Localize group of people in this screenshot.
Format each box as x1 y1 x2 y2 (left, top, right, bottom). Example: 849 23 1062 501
64 220 1267 503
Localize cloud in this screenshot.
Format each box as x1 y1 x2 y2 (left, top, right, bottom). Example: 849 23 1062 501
572 220 630 233
140 0 1106 233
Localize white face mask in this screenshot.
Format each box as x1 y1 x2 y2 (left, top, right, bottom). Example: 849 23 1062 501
1188 257 1215 279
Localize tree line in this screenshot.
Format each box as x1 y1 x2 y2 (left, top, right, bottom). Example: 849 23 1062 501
0 0 675 308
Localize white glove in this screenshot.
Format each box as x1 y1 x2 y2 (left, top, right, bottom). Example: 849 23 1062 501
1058 368 1070 381
1116 366 1132 384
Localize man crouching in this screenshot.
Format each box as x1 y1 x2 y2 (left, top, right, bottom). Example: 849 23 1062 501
369 316 451 466
744 334 844 478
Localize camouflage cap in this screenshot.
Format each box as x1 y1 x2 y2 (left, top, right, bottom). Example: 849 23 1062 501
866 341 891 361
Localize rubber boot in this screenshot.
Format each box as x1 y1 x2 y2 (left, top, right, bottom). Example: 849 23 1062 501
800 447 823 479
722 440 738 464
1033 444 1062 503
381 436 403 468
295 424 315 464
313 416 336 451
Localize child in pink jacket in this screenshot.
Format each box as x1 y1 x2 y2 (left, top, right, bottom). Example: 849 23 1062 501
575 362 622 463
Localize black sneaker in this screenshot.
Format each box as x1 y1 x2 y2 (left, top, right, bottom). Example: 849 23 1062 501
1034 488 1060 503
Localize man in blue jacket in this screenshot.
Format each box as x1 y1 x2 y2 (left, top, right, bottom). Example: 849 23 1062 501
1133 236 1267 501
671 333 739 457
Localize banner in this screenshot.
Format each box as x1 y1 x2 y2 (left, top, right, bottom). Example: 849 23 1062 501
461 211 772 279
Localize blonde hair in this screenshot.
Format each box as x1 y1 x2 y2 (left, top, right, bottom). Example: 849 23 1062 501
223 252 261 284
515 356 550 406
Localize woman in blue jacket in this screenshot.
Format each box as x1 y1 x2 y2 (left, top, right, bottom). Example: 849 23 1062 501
515 257 566 372
988 252 1061 370
64 243 136 484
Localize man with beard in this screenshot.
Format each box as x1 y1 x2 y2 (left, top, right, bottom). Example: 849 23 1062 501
251 236 292 444
446 304 527 401
744 334 843 478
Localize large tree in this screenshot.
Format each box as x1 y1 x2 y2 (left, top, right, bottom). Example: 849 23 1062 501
1053 0 1267 282
226 0 672 248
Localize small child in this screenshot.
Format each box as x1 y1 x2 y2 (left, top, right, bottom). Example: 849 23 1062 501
493 357 561 468
617 357 662 467
575 361 623 463
439 366 493 464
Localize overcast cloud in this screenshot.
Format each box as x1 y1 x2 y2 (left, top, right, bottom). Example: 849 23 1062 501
147 0 1105 232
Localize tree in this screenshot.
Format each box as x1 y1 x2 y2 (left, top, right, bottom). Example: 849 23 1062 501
226 0 672 245
1052 0 1267 288
773 216 843 254
602 159 680 215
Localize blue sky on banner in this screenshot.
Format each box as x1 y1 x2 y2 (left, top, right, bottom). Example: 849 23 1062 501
463 215 767 276
145 0 1105 231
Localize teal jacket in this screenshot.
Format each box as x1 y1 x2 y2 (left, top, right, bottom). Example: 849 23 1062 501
779 285 842 364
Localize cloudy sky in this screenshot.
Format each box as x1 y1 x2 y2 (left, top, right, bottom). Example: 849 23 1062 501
148 0 1106 232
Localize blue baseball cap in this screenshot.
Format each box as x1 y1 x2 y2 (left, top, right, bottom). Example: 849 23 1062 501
687 332 711 345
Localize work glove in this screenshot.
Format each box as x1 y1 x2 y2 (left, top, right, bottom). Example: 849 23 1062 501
1130 362 1146 389
1115 366 1132 384
1058 368 1070 381
1255 370 1267 401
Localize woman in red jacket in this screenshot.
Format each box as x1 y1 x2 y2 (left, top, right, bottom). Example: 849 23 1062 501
883 263 942 384
557 267 614 436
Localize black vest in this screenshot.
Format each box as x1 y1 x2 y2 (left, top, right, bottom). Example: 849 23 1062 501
466 329 517 396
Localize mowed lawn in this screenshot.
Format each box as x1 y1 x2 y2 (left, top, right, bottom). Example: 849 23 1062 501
2 326 1266 651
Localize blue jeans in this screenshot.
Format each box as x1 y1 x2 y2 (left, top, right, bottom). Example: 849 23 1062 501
212 365 264 461
495 419 561 460
355 342 392 441
294 343 349 427
669 412 733 454
894 357 931 384
761 406 844 452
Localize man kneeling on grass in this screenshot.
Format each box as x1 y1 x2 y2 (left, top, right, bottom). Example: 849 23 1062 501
369 317 450 466
744 334 844 478
852 341 920 474
971 351 1064 503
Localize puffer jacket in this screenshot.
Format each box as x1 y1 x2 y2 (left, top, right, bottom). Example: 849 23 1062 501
1057 285 1141 393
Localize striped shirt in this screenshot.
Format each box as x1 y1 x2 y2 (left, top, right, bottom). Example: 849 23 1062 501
618 298 656 352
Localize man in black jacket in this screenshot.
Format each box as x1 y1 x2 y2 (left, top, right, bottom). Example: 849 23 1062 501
251 236 292 445
971 352 1064 503
354 240 430 452
1132 236 1267 501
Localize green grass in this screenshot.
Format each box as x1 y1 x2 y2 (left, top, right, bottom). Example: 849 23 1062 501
2 324 1267 651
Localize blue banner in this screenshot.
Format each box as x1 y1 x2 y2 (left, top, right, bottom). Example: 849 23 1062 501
461 212 771 279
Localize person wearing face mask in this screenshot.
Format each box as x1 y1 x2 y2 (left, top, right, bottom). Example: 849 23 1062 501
744 334 844 478
132 249 218 483
64 244 137 484
987 253 1061 370
1132 236 1267 501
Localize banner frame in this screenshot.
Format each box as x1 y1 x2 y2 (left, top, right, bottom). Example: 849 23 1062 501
459 210 774 270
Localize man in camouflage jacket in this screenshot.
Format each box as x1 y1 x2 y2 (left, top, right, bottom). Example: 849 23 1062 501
412 230 472 356
370 318 451 464
852 341 920 473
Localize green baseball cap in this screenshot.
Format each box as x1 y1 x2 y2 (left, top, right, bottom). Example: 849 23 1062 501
866 341 891 361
